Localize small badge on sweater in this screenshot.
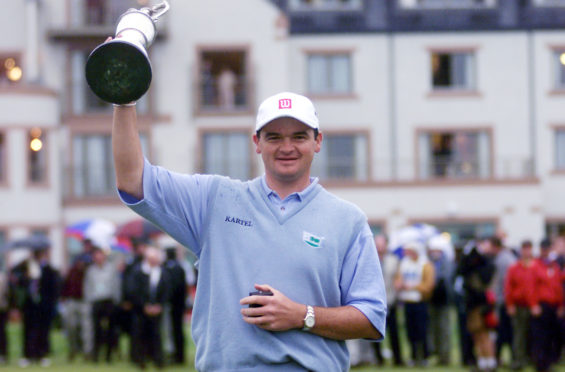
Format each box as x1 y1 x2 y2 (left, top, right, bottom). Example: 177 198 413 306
303 231 323 248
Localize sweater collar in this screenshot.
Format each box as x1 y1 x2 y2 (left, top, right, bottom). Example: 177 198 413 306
259 175 319 202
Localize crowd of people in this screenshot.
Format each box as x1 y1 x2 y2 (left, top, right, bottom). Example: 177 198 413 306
0 237 196 369
348 233 565 372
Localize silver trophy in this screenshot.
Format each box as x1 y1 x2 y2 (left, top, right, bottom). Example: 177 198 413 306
85 1 170 104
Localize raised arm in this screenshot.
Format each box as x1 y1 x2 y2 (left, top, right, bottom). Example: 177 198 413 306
112 104 144 199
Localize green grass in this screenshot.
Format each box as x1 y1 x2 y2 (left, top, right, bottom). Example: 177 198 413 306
3 321 563 371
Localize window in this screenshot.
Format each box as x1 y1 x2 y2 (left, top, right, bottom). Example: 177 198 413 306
71 50 148 115
307 53 352 95
0 133 5 183
399 0 496 8
198 50 249 112
71 133 148 198
289 0 363 10
418 130 491 179
433 221 496 250
201 131 251 180
312 133 368 181
28 128 47 185
546 221 565 238
556 129 565 170
0 55 23 85
431 51 475 91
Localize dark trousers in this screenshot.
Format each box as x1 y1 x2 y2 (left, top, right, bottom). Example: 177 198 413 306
404 302 430 362
23 305 51 360
455 293 476 366
496 304 513 361
133 311 164 368
373 303 403 365
0 311 7 358
92 300 116 363
531 303 561 372
171 307 185 364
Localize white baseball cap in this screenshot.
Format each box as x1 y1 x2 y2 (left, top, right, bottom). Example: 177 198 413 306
255 92 319 132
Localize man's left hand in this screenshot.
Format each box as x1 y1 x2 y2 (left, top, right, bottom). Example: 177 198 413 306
240 284 305 332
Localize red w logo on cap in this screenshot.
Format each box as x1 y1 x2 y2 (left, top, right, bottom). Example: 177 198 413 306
279 99 292 109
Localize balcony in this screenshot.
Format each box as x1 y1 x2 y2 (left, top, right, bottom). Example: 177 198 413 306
195 75 253 115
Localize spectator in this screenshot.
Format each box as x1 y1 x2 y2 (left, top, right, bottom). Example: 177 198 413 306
427 235 454 366
395 241 435 367
119 239 146 363
14 248 59 368
60 247 92 361
83 246 121 363
163 246 187 365
490 236 517 365
0 269 9 365
373 233 403 366
530 238 564 372
130 246 169 369
457 239 497 372
505 240 536 371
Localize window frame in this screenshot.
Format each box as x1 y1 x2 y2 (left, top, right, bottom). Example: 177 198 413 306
428 47 478 94
0 52 23 86
197 127 255 180
554 126 565 172
194 45 254 116
305 49 355 98
26 127 49 188
311 129 371 184
66 126 151 202
415 127 493 181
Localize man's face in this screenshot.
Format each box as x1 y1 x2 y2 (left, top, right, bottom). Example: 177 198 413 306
253 117 322 186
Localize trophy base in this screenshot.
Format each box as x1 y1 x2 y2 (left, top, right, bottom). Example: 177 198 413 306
85 40 152 105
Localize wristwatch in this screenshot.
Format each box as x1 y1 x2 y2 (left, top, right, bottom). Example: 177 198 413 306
302 305 315 331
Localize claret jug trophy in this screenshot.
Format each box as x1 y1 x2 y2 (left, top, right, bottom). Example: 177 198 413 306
85 1 170 105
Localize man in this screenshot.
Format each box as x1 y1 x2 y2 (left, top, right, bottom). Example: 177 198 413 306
395 241 435 367
457 239 498 372
83 246 121 363
490 236 517 365
163 246 187 365
373 234 403 366
530 238 564 372
112 91 386 371
130 246 169 369
15 248 59 368
427 235 454 366
504 240 536 371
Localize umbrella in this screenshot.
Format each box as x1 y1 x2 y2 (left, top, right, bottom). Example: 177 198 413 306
2 235 51 252
116 219 163 240
66 219 116 251
388 223 440 254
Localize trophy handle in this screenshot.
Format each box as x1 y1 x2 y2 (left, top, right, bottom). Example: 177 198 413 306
146 1 170 22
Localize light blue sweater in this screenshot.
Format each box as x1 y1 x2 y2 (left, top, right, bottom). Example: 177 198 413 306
122 160 386 371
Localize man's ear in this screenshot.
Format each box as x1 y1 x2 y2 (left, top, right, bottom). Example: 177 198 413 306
314 131 323 153
252 133 261 154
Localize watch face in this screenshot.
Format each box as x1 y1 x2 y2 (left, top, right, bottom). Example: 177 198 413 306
305 316 315 328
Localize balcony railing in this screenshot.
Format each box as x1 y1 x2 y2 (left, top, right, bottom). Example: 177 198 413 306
196 75 252 114
63 165 117 201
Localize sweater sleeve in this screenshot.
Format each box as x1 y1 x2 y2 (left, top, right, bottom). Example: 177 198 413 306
118 158 218 257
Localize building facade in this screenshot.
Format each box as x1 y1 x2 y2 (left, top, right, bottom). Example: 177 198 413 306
1 0 564 267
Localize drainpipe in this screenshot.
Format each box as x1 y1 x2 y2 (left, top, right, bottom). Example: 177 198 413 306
527 31 537 177
388 32 398 180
